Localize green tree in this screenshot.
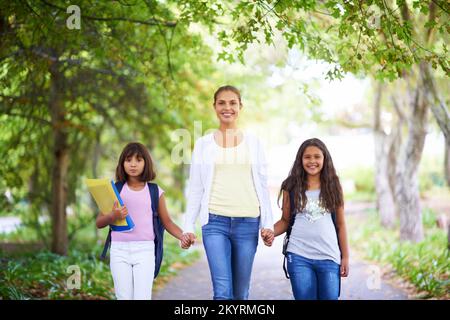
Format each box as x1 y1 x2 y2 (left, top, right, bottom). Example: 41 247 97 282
183 0 448 242
0 0 215 254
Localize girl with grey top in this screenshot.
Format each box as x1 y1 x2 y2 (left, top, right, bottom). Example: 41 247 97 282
271 138 349 300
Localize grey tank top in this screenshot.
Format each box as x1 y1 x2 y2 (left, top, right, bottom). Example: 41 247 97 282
286 189 341 265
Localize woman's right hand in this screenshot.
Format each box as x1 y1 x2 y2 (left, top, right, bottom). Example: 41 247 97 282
110 201 128 222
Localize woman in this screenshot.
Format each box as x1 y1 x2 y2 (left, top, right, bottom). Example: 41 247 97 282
183 85 274 300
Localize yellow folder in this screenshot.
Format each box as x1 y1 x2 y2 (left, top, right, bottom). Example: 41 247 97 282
85 178 133 230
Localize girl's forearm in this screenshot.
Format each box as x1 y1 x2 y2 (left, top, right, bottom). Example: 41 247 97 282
274 219 289 237
338 228 349 259
164 221 184 240
96 213 114 229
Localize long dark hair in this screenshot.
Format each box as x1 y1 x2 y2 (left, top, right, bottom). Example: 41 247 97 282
278 138 343 213
115 142 156 183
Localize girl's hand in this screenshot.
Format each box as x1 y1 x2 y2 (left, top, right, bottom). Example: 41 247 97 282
180 233 193 249
110 201 128 222
261 228 274 247
340 257 349 277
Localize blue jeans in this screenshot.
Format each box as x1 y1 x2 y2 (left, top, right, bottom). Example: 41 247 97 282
202 213 260 300
287 252 340 300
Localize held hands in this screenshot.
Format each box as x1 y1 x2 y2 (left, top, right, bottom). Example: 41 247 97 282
110 201 128 222
180 232 196 249
261 228 274 247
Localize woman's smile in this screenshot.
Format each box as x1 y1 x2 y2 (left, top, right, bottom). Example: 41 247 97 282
220 111 235 118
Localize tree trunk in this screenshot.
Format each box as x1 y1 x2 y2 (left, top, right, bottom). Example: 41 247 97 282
446 140 450 187
49 61 69 255
395 64 429 242
389 94 406 218
422 63 450 139
421 62 450 187
387 121 401 209
373 81 395 228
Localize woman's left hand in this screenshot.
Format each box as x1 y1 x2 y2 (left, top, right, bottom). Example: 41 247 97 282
180 232 196 249
261 228 274 247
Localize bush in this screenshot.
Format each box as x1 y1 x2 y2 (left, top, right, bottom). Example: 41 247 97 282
0 227 200 300
340 166 376 201
0 248 115 300
347 208 450 299
418 157 446 193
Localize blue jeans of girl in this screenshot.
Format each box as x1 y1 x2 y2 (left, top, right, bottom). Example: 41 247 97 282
202 213 260 300
287 252 340 300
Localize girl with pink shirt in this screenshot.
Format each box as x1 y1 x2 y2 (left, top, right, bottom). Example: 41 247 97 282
96 142 191 300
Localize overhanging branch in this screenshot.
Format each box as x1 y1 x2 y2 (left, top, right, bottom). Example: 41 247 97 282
40 0 177 27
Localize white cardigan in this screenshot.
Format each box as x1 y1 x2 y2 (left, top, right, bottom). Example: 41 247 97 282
183 132 274 233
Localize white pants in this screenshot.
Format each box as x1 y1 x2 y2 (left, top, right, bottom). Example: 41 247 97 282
110 241 155 300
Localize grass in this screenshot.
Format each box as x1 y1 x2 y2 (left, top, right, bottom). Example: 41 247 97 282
0 248 115 300
340 158 446 203
345 191 376 202
0 223 201 300
347 207 450 299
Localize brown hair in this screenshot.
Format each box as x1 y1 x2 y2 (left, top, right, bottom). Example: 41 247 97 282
213 85 242 105
278 138 344 213
115 142 156 183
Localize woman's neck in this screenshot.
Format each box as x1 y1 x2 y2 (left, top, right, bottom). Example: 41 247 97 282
219 122 238 132
215 125 243 148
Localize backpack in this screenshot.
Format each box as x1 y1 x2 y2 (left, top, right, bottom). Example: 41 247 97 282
282 190 341 296
100 181 165 279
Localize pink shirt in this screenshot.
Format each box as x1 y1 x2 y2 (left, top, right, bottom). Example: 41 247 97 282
111 182 164 242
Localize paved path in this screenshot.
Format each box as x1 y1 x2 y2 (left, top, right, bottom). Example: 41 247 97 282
154 232 409 300
154 201 410 300
0 216 21 233
0 201 410 300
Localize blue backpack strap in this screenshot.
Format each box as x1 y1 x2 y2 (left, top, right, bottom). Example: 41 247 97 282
148 183 159 216
282 190 297 279
115 181 125 194
286 190 296 236
100 181 124 260
331 212 340 252
331 210 342 297
148 182 164 278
